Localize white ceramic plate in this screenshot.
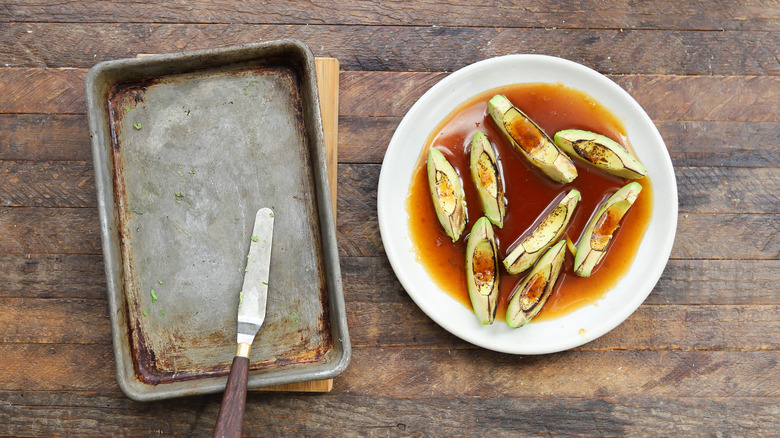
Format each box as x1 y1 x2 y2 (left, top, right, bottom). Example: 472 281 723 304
377 55 677 355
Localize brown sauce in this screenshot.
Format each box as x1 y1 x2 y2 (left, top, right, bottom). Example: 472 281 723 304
406 83 653 323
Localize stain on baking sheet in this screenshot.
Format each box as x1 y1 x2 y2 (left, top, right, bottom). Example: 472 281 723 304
106 63 335 385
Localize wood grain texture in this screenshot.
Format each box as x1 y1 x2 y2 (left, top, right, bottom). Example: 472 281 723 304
3 254 777 307
1 23 778 75
340 73 780 120
3 113 778 168
1 346 777 398
0 391 777 437
4 161 777 214
2 295 776 351
2 69 778 123
0 1 778 435
1 0 777 31
0 254 106 299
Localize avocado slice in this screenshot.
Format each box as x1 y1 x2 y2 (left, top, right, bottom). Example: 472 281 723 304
506 240 566 328
554 129 647 179
469 131 506 228
427 148 467 242
488 94 578 184
574 182 643 277
466 217 500 325
503 189 580 275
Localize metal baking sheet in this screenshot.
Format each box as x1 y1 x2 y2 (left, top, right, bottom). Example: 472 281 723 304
85 40 350 401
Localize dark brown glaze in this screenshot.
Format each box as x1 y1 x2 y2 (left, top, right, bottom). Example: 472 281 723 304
407 83 653 323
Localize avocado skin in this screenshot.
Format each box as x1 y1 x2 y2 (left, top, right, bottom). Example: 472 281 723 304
488 95 578 184
427 148 467 242
469 131 506 228
554 129 647 179
503 189 580 275
506 240 567 328
574 182 643 277
466 217 500 325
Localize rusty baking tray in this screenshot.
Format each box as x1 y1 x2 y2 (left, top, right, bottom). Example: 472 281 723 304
85 40 350 401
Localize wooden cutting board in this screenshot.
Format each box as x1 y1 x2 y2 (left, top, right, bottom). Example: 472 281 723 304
255 57 338 393
137 54 340 392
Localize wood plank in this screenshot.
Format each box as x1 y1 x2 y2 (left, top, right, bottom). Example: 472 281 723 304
2 162 778 214
0 68 86 114
341 73 780 120
0 114 89 161
1 24 778 75
344 303 780 351
0 390 776 437
336 164 780 259
339 117 780 167
342 257 780 306
2 114 777 168
0 205 776 260
651 259 780 305
1 345 777 398
0 254 106 299
2 254 776 306
0 161 94 208
0 298 111 344
1 0 776 31
0 207 101 254
2 69 778 123
2 293 776 351
0 391 777 437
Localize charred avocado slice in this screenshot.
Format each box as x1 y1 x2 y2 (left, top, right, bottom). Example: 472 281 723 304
554 129 647 179
488 94 577 184
574 181 643 277
469 131 506 228
503 189 580 275
427 148 467 242
466 217 500 325
506 240 566 328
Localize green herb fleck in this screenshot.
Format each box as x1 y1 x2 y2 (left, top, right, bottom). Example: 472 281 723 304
133 122 142 130
269 212 274 218
177 171 183 177
189 171 195 174
150 289 158 303
262 281 268 285
288 310 300 325
251 235 259 242
174 192 184 198
125 108 131 114
158 280 163 285
159 310 166 316
238 292 244 308
142 311 148 317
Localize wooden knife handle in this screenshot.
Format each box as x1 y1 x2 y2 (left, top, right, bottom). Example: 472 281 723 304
213 355 250 438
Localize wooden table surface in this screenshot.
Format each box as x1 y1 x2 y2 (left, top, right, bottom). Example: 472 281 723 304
1 1 778 436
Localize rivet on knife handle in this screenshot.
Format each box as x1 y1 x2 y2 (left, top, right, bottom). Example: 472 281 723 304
213 208 274 438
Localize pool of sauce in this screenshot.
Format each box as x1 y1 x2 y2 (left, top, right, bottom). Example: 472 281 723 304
407 83 653 323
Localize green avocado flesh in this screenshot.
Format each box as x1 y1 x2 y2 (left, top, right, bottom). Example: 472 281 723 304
506 240 566 328
427 148 467 242
554 129 647 179
503 189 580 275
469 131 505 227
466 217 499 325
574 181 643 277
487 94 577 184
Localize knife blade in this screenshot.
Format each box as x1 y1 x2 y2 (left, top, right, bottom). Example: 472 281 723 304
237 207 274 346
214 207 274 438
